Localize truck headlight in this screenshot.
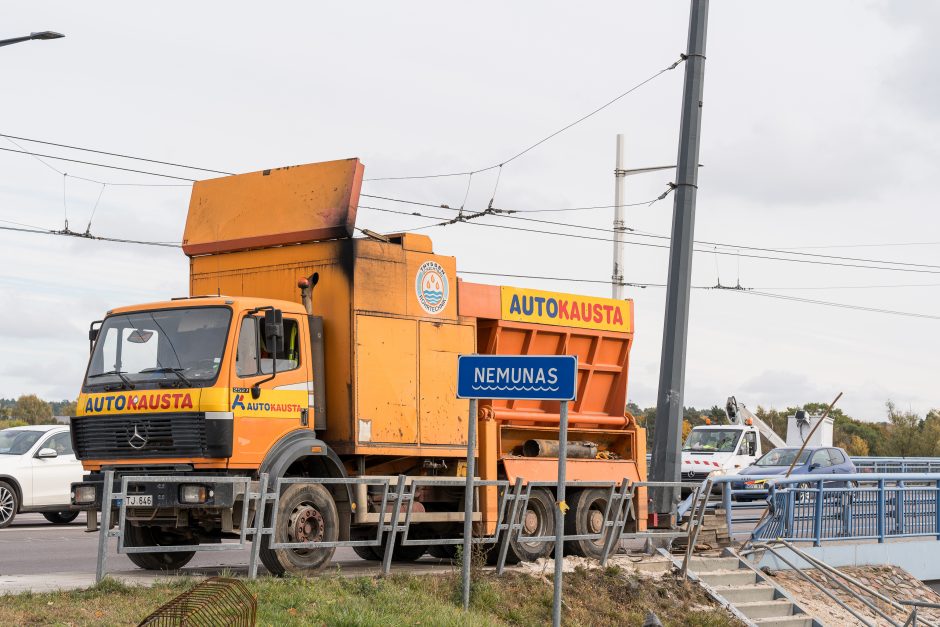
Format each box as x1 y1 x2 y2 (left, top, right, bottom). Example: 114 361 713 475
180 485 209 504
73 485 96 505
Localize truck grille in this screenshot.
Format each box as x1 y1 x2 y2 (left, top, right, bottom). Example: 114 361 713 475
71 413 209 459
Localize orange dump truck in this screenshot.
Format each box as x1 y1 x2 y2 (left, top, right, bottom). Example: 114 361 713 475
70 159 646 575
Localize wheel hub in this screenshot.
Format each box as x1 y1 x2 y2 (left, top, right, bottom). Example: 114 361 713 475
523 509 539 535
588 508 604 534
288 502 324 544
0 487 12 523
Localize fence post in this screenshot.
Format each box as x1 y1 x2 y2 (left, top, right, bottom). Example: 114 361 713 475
552 400 569 627
877 479 886 543
935 480 940 541
462 398 478 611
247 473 269 579
814 479 824 546
95 469 115 583
897 480 906 537
722 480 732 537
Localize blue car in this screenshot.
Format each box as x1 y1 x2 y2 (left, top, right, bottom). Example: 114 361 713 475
731 446 856 501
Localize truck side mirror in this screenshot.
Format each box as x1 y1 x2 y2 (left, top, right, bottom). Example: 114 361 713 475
252 308 284 400
264 309 284 354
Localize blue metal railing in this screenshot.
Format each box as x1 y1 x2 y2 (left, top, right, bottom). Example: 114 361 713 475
851 457 940 474
751 473 940 546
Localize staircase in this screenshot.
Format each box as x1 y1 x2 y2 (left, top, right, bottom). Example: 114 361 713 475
672 552 821 627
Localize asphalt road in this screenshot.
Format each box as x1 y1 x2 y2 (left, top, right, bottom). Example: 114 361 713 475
0 513 365 577
0 506 764 579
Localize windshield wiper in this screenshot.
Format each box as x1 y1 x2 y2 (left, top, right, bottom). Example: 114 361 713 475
140 367 194 388
88 370 136 390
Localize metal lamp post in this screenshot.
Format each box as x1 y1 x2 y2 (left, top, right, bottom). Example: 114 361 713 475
0 31 65 48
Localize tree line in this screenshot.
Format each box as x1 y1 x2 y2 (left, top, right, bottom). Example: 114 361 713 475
629 400 940 458
0 395 77 428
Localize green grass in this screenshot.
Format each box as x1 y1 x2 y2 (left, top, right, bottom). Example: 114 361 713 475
0 567 740 626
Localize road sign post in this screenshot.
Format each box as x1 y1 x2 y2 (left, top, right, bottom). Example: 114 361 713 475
456 354 577 626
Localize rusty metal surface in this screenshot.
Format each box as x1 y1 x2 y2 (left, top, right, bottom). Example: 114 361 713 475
138 577 256 626
182 159 363 256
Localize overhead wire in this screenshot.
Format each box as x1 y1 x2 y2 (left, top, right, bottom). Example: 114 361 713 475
0 133 234 176
361 55 686 182
358 194 940 270
0 146 197 182
456 269 939 320
358 204 940 275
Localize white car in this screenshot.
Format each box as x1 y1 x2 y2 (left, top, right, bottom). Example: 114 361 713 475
0 425 86 528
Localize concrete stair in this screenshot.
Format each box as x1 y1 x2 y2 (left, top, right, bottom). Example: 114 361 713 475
683 554 819 627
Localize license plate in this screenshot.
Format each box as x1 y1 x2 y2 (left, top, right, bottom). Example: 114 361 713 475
745 483 763 489
126 495 153 507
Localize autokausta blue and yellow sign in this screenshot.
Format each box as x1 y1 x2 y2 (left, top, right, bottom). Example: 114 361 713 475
500 286 633 333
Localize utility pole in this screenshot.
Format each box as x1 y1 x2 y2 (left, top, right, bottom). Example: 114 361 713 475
651 0 709 517
612 134 626 299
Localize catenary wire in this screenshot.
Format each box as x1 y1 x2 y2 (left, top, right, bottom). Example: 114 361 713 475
0 133 234 176
357 205 940 275
0 147 197 182
362 56 686 181
359 195 940 270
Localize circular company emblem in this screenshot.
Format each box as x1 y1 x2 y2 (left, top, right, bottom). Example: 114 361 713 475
124 420 150 450
415 261 449 315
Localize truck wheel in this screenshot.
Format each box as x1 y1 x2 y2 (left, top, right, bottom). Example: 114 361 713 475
352 545 383 561
503 488 555 563
565 488 615 559
124 524 196 570
259 483 338 576
43 511 79 524
0 481 18 529
389 539 426 562
428 544 458 560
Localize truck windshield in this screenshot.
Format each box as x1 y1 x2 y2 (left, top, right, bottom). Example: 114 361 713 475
83 307 231 391
755 448 811 467
683 429 741 453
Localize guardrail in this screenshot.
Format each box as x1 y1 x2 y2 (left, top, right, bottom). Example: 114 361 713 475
94 472 705 583
852 458 940 474
752 473 940 546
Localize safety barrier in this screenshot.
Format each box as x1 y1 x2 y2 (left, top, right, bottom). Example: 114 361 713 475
752 473 940 546
853 457 940 474
95 472 713 582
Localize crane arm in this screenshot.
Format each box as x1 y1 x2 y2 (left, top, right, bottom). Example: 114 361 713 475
725 396 786 449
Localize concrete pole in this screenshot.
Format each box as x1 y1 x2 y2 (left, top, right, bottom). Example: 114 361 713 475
612 134 626 299
651 0 709 516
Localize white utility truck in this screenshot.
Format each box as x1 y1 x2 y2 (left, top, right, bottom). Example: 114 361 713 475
680 397 833 481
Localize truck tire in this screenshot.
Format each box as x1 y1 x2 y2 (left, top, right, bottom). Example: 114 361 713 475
259 483 338 576
565 488 615 559
501 487 555 563
352 544 383 561
43 511 79 525
0 481 18 529
389 539 426 562
428 544 458 560
124 524 196 571
353 539 427 562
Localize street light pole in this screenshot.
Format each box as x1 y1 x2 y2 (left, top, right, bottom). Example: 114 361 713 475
0 31 65 48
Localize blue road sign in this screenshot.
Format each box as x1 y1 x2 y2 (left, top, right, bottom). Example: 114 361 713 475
456 355 577 401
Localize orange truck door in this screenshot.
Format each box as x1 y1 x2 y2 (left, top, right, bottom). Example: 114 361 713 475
229 312 312 466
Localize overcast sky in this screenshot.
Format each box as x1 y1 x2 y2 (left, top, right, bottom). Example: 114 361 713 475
2 1 937 420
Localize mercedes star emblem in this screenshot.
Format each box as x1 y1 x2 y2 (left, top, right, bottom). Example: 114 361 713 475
128 424 148 450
